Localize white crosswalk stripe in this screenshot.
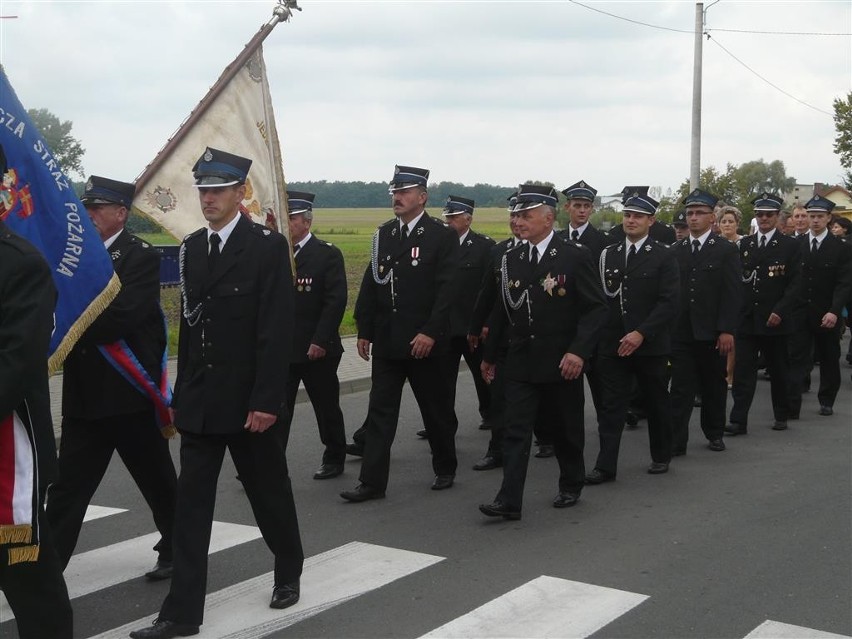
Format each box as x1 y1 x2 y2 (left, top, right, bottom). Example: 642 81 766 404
420 575 648 639
82 505 127 522
1 519 261 622
90 541 444 639
744 620 851 639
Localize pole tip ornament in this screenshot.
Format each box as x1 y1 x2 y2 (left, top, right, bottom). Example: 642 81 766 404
273 0 302 23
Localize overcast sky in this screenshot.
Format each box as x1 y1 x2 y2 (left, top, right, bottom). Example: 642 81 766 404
1 0 849 197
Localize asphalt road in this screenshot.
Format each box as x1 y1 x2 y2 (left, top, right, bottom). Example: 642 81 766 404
3 367 850 639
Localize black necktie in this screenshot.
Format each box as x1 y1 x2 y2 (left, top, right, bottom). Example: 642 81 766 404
401 224 409 242
571 230 579 241
293 242 301 256
812 238 818 254
759 235 767 249
531 245 539 264
209 233 221 270
626 244 636 265
692 239 701 255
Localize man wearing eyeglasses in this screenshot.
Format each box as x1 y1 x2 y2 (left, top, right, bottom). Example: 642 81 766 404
725 193 802 436
669 189 741 456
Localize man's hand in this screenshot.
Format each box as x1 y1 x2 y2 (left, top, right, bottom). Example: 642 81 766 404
357 338 371 361
820 312 838 329
410 333 435 359
244 410 276 433
559 353 584 380
467 333 480 351
617 331 644 357
766 312 782 328
716 332 734 355
307 344 327 361
481 361 496 384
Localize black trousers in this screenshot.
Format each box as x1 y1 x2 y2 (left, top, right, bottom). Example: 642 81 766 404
730 333 790 425
283 353 347 465
495 378 585 511
788 323 843 412
360 355 457 492
448 336 491 421
159 425 303 626
46 409 177 569
594 354 673 475
0 503 73 639
670 339 727 449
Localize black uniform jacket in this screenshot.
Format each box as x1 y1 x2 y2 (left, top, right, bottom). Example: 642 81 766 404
173 215 293 434
558 224 608 260
598 239 680 357
449 230 495 337
484 235 607 383
62 229 166 420
291 234 346 363
0 221 59 488
794 233 852 329
737 232 802 336
672 233 742 342
469 238 515 338
355 213 459 359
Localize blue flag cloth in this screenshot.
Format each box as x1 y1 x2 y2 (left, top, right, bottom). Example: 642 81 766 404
0 68 120 373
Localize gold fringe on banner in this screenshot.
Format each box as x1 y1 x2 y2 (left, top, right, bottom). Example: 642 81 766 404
8 544 40 565
0 523 32 545
48 272 122 375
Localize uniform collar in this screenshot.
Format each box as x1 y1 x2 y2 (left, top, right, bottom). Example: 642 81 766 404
458 229 470 245
103 228 124 249
400 210 425 235
207 212 241 248
689 228 712 249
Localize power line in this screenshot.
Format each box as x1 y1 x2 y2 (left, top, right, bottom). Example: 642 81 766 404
706 34 834 117
567 0 693 34
707 27 851 36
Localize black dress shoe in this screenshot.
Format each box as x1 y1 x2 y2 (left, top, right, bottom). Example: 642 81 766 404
479 501 521 520
534 444 555 458
129 619 199 639
724 423 747 436
819 405 833 416
472 455 502 471
345 443 364 457
431 475 454 490
313 463 344 480
647 462 669 474
270 581 300 609
708 439 726 452
552 492 580 508
144 559 173 581
416 429 428 439
584 468 616 485
340 483 385 502
772 420 788 431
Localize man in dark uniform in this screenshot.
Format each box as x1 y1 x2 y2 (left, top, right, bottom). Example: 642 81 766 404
467 193 523 471
607 186 677 246
0 188 73 638
442 195 495 429
559 180 608 258
478 185 607 519
787 195 852 418
586 190 680 483
726 193 802 436
131 148 303 639
669 189 741 455
284 191 348 479
672 209 689 242
340 165 459 502
46 176 177 580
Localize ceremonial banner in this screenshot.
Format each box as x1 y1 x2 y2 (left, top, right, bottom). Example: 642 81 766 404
133 44 289 241
0 68 120 374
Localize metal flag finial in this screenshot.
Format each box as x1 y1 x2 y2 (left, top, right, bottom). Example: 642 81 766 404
272 0 302 23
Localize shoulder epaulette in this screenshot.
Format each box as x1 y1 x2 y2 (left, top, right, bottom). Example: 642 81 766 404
379 218 397 229
249 222 275 237
184 227 206 242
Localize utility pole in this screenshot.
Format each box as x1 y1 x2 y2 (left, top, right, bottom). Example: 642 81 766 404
689 2 703 190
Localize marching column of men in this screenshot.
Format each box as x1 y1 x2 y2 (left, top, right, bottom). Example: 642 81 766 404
16 139 851 638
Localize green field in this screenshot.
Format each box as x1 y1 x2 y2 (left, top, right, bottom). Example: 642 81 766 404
146 207 515 339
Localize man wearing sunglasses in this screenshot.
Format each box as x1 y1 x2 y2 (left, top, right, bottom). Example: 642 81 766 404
726 193 802 436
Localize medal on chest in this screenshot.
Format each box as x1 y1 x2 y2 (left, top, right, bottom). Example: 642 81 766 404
411 246 420 266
